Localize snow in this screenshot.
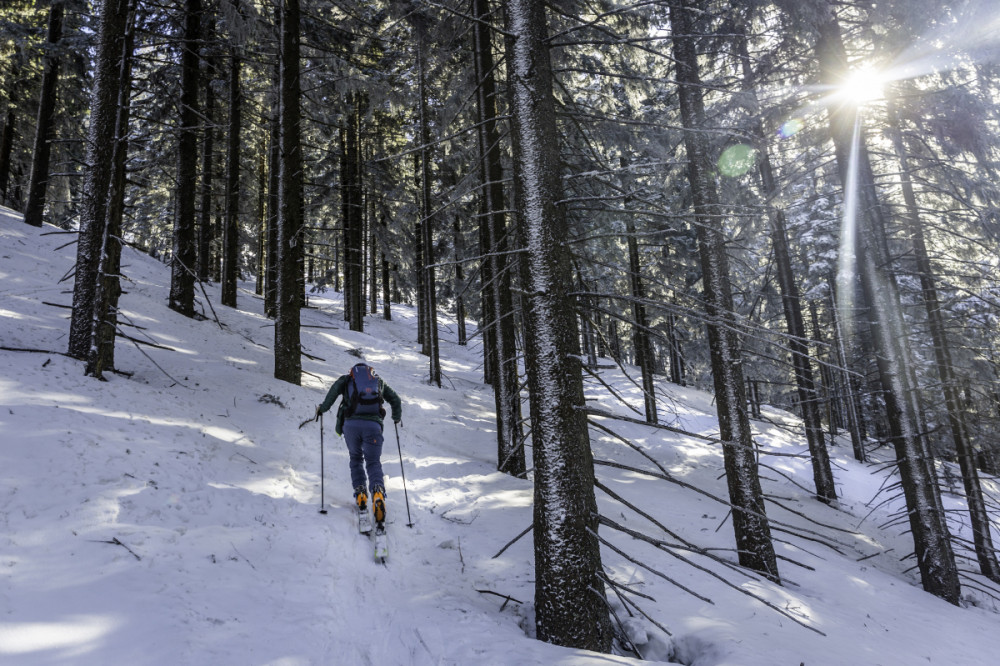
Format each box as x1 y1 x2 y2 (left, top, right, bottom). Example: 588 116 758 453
3 204 1000 664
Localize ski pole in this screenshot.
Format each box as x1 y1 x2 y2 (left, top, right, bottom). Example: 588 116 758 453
394 421 413 528
319 413 327 515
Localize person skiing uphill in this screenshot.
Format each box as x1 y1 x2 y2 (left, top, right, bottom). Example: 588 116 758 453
315 362 402 525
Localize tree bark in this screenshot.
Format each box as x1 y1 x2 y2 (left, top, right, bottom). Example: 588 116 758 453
474 0 524 477
24 0 66 228
198 18 216 284
381 216 391 320
0 90 15 208
415 21 441 386
265 96 279 318
256 141 266 296
621 158 658 424
169 0 202 317
68 0 128 361
502 0 613 650
670 0 779 582
87 0 136 379
221 41 242 308
369 185 378 315
666 310 684 385
341 99 364 332
273 0 304 384
452 179 467 346
414 153 426 346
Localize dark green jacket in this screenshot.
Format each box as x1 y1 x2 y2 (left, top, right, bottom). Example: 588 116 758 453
318 373 402 436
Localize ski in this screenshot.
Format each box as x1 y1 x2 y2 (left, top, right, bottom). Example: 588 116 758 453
358 504 373 535
373 523 388 561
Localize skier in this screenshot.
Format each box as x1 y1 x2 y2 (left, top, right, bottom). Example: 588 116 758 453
314 362 402 527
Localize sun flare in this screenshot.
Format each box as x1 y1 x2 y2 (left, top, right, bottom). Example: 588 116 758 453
841 66 885 104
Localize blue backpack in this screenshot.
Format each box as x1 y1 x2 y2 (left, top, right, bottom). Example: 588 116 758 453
346 363 384 418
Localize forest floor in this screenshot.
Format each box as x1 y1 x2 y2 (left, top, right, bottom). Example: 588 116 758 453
3 206 1000 665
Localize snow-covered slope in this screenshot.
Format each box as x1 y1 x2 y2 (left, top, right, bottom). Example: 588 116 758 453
2 205 1000 665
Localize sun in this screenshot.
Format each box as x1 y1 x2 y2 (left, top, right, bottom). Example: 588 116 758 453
841 66 886 104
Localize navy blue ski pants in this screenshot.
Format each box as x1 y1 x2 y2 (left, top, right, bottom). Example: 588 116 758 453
342 419 384 495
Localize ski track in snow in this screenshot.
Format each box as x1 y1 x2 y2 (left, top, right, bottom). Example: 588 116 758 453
3 206 1000 664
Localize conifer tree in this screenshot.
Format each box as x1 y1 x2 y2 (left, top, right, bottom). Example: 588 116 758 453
670 0 779 582
168 0 202 317
23 0 65 228
502 0 613 650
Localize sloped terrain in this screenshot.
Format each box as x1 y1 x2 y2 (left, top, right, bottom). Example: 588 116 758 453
2 206 1000 665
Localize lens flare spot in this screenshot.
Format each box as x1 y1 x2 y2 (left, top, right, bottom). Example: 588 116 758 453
778 118 804 139
717 144 757 177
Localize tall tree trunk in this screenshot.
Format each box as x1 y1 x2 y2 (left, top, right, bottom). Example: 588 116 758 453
341 99 364 332
814 9 960 604
369 186 378 315
169 0 202 317
666 309 684 385
0 104 15 208
886 92 1000 583
625 216 657 422
734 15 835 502
621 157 657 423
68 0 128 361
0 46 23 209
414 153 426 345
577 266 598 367
415 23 441 386
454 206 467 346
670 0 779 582
256 142 266 296
381 214 391 320
502 0 613 650
23 0 66 228
198 25 216 284
474 0 524 477
813 301 866 460
340 126 351 322
221 42 242 308
274 0 303 384
265 97 279 318
87 0 136 379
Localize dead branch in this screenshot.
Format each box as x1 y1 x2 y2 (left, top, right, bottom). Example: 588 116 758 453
492 523 533 559
600 571 673 637
230 542 256 570
92 536 141 561
591 525 714 604
0 345 68 356
117 331 176 352
585 406 717 443
589 584 642 659
765 496 862 536
581 364 644 418
475 589 523 608
594 458 843 548
595 520 826 636
197 287 223 329
122 331 190 388
588 419 670 476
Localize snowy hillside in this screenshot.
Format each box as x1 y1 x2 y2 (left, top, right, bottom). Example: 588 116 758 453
3 205 1000 665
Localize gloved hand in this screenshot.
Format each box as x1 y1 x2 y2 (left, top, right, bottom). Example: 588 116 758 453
314 404 322 421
